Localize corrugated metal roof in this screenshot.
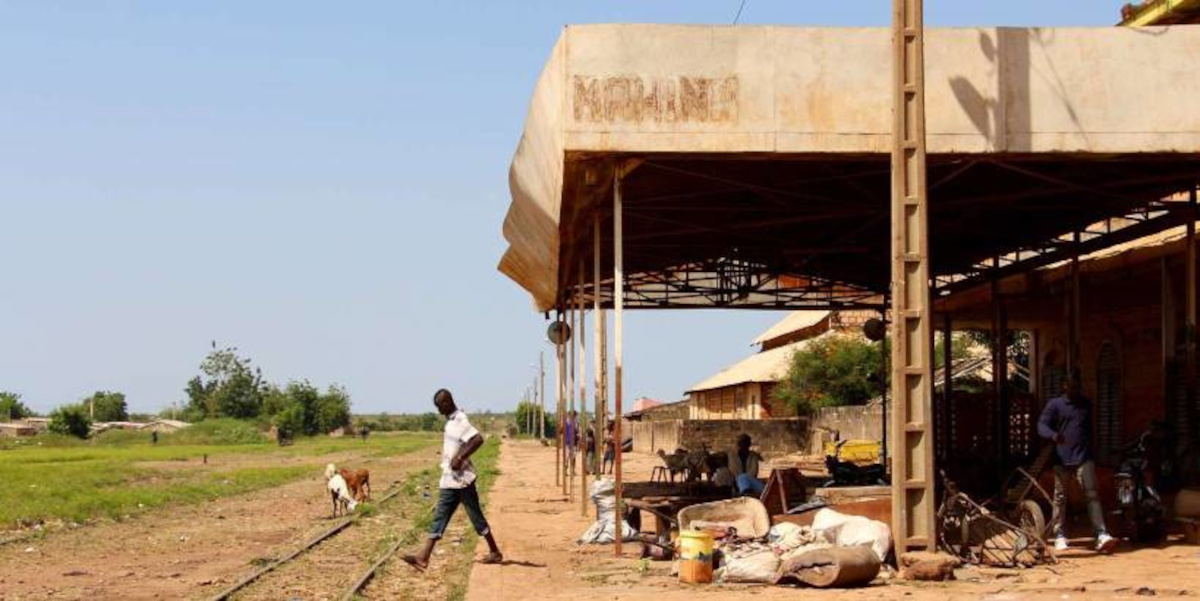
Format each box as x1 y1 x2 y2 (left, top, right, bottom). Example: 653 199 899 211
751 311 830 346
688 337 821 393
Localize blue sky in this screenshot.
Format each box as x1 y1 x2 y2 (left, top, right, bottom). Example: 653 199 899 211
0 1 1120 415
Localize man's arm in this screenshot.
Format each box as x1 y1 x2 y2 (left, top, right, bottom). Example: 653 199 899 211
451 433 485 471
1037 398 1061 442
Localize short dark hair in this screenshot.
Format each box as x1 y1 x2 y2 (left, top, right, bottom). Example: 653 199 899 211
434 389 454 404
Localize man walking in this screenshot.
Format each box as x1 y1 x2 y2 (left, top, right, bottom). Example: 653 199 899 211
1037 373 1117 553
403 389 502 570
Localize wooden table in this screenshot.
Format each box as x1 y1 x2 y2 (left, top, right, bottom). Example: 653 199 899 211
622 481 731 538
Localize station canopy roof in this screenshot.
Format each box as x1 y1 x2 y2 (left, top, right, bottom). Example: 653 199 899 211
499 25 1200 313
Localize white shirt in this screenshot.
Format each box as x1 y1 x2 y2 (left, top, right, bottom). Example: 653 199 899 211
440 409 480 489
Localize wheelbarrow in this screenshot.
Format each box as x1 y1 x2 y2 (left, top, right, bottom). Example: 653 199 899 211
991 445 1058 541
936 446 1057 567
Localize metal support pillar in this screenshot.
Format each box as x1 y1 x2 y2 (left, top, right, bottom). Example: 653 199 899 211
1029 330 1040 401
578 263 589 514
941 312 952 462
593 215 604 482
613 168 626 558
991 281 1009 470
556 309 565 488
566 300 575 498
889 0 936 553
1163 257 1177 446
539 351 545 440
1068 232 1081 379
599 290 608 475
880 301 889 472
1187 189 1197 450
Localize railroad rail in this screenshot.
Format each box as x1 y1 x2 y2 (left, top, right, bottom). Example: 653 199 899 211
339 537 406 601
208 485 407 601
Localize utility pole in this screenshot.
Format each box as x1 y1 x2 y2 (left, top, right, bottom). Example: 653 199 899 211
890 0 936 553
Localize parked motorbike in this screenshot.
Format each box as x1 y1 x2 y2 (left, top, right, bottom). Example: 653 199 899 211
824 440 887 487
1114 427 1167 543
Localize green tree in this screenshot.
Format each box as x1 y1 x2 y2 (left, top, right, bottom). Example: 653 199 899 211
283 380 321 435
185 343 264 419
774 335 886 415
314 385 352 434
49 403 92 438
0 391 33 421
514 401 554 437
84 391 129 422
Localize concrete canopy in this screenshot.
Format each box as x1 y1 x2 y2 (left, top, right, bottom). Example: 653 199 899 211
499 24 1200 312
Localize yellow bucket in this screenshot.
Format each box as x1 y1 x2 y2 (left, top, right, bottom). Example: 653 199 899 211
677 530 714 584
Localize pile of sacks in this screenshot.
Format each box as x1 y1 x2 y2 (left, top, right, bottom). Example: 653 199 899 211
577 478 639 544
712 506 891 588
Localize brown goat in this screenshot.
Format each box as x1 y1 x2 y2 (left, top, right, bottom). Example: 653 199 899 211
338 468 371 502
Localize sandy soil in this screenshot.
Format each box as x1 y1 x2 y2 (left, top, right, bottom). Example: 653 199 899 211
0 446 436 601
466 440 1200 600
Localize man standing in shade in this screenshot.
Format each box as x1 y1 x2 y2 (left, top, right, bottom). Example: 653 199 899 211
403 389 502 571
1037 373 1117 553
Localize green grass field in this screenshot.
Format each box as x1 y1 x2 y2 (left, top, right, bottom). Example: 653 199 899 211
0 421 437 530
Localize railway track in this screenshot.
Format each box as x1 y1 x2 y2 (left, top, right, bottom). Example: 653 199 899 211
208 480 424 601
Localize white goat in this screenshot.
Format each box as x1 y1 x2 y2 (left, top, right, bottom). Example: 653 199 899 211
325 463 358 517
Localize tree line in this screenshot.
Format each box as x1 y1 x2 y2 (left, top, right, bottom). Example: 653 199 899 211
3 343 353 440
182 343 352 439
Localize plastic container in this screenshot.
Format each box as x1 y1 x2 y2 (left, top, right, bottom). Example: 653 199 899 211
678 530 714 584
824 439 881 463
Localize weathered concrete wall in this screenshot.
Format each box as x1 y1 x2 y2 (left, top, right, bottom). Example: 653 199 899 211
639 401 690 421
628 420 683 455
809 405 890 455
561 25 1200 154
630 418 810 460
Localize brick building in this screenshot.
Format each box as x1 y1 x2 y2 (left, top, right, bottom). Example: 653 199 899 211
686 310 877 420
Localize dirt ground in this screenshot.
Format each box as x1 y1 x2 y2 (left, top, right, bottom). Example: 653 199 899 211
466 440 1200 600
0 445 439 600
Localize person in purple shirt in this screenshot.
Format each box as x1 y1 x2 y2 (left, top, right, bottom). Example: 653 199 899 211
1037 373 1117 553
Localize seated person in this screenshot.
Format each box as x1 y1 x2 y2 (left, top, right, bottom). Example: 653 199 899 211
727 434 764 496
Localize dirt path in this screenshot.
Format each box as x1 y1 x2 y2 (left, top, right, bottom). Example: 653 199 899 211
0 445 436 601
466 440 1200 600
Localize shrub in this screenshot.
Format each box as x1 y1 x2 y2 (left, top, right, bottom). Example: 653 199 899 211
165 418 266 445
273 402 306 441
49 404 93 439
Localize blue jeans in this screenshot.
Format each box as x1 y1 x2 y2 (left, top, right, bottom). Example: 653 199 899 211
428 483 491 540
736 473 764 496
1052 460 1108 538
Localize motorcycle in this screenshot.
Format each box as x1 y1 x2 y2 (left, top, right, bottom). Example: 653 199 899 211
1114 427 1167 543
824 439 887 487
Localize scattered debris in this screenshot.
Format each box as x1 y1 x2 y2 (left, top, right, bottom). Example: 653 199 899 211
900 551 960 581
